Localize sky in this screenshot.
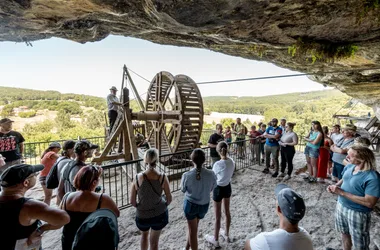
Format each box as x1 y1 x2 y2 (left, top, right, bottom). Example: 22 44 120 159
0 35 328 98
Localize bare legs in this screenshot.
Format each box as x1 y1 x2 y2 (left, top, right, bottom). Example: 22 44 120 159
342 233 352 250
311 157 318 178
186 218 200 250
140 229 162 250
213 201 222 241
223 198 231 238
41 184 52 205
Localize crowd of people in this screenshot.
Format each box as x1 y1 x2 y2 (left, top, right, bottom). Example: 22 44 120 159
0 114 379 250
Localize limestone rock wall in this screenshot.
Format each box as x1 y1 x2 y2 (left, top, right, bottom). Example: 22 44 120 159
2 0 380 114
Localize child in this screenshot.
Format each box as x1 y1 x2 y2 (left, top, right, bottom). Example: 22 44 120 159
249 125 262 163
258 124 267 163
224 126 232 144
181 149 217 250
205 141 235 247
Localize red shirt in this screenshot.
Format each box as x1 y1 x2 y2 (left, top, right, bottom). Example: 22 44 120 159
249 131 262 144
40 151 57 177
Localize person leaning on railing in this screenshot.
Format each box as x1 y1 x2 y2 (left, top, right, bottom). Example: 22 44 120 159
130 148 172 250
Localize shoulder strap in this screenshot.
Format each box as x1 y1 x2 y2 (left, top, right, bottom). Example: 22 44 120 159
96 193 103 209
135 174 140 188
142 173 161 198
160 174 165 186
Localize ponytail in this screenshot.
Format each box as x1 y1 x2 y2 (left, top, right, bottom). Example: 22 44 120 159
41 148 51 159
191 149 206 180
217 141 228 158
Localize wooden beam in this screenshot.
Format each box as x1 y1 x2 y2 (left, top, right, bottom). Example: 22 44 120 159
124 66 145 110
92 120 124 163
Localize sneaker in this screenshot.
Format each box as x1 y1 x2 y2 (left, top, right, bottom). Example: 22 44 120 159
283 175 291 181
308 177 317 183
272 172 278 178
278 172 285 178
262 168 269 174
219 228 232 243
205 234 220 248
303 175 310 180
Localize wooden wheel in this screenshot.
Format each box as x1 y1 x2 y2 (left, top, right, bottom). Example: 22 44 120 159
145 72 203 155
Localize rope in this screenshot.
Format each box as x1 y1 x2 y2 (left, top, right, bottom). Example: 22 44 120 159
127 66 380 85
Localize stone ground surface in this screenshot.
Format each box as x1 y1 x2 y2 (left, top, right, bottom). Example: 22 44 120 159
38 152 380 250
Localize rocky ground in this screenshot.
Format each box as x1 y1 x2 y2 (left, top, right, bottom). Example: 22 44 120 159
36 152 380 250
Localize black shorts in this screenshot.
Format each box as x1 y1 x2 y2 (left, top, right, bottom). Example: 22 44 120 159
135 210 168 231
213 183 232 202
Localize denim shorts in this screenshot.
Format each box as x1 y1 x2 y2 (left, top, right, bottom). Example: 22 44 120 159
135 210 168 231
304 145 319 158
333 161 345 180
213 183 232 202
183 199 209 220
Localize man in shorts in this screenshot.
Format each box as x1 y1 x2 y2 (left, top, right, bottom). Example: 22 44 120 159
263 118 283 177
245 184 313 250
234 118 246 159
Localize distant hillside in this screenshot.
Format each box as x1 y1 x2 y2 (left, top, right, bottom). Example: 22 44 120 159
203 89 348 115
202 89 372 135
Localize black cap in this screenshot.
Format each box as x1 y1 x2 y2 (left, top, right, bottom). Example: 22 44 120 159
275 184 306 224
74 140 99 154
0 118 14 124
0 164 44 187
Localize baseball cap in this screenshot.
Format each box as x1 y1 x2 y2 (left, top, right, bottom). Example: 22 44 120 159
48 142 62 149
110 86 118 91
74 140 99 154
343 124 357 133
0 164 44 187
275 184 306 224
0 118 14 124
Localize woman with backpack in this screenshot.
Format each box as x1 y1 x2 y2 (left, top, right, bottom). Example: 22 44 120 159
39 142 61 205
181 149 217 250
130 148 172 250
205 141 235 248
60 165 120 250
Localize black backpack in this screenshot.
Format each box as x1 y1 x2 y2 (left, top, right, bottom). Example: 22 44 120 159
46 157 67 189
72 209 119 250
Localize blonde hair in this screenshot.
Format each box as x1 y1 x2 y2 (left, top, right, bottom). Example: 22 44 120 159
144 148 158 168
350 145 377 171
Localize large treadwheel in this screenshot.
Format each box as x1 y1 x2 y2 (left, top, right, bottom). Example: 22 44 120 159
145 72 203 155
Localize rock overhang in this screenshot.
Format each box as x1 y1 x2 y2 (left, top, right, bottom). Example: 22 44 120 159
2 0 380 117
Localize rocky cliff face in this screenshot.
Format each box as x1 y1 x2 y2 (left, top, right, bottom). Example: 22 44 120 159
2 0 380 116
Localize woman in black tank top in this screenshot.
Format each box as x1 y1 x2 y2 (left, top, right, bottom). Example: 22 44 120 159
60 165 120 250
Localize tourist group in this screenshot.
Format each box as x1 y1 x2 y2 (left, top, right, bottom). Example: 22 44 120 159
0 112 379 250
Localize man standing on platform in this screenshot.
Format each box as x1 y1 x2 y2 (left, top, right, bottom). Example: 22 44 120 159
0 118 25 174
107 86 122 132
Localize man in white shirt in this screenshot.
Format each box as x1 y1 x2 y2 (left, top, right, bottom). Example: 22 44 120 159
245 184 313 250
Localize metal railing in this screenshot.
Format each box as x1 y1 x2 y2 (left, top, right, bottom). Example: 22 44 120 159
23 136 106 165
100 139 266 209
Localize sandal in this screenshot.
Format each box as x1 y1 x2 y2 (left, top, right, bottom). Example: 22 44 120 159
219 229 231 243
